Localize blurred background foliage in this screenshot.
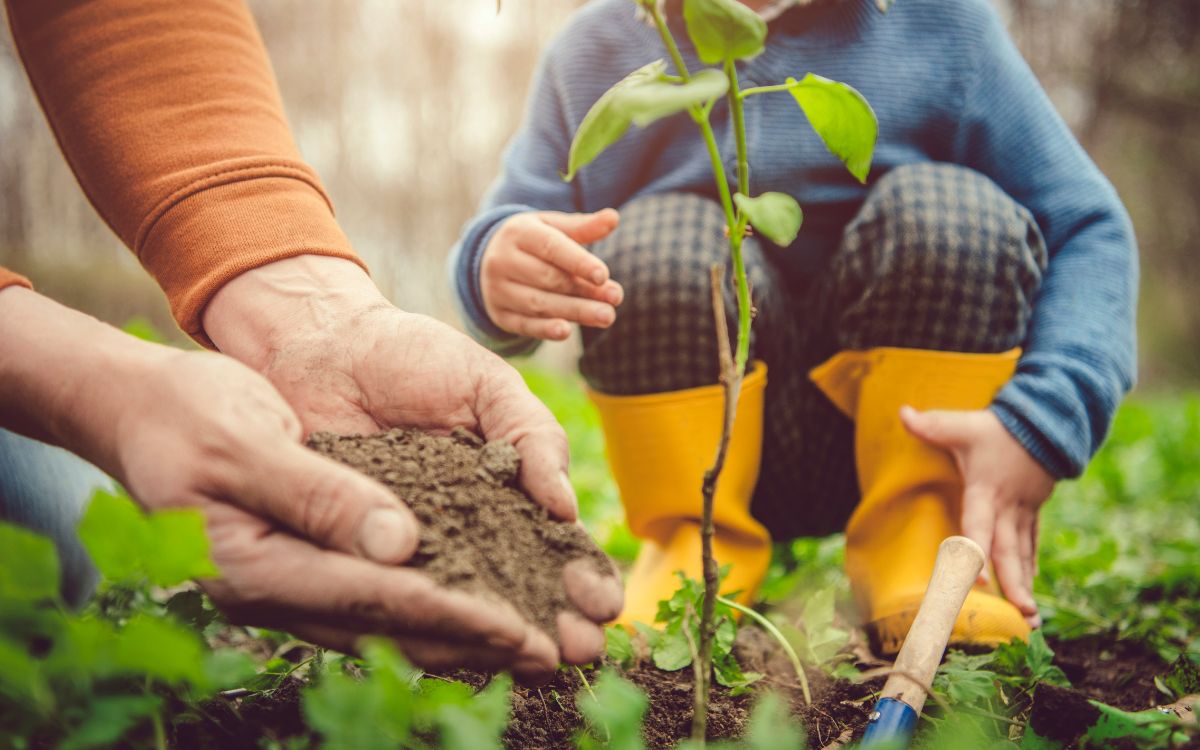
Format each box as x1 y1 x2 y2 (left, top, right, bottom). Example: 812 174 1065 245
1 0 1197 386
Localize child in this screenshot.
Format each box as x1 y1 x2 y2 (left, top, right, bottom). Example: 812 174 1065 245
449 0 1136 654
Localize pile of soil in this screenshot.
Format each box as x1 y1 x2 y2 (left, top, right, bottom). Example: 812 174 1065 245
307 427 612 638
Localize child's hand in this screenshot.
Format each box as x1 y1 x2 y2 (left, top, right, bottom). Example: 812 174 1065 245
481 209 624 341
900 406 1055 629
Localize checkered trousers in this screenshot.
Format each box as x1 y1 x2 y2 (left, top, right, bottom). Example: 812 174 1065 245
579 163 1048 538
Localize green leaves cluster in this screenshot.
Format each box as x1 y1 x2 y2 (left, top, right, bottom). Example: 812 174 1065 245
933 631 1070 710
772 588 855 677
0 489 251 750
567 0 877 252
631 573 761 692
78 488 219 588
304 639 511 750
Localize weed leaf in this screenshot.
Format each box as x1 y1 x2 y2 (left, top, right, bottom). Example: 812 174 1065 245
0 521 60 602
78 488 219 587
743 692 805 750
576 670 649 750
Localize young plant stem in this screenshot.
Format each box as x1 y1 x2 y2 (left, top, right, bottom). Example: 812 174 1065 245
717 595 812 705
647 5 757 744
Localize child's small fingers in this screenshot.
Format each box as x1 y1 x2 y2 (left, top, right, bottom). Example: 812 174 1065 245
539 208 620 245
491 310 572 341
502 251 583 296
520 223 610 286
495 282 616 329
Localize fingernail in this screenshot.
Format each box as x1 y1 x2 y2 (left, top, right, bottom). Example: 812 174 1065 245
357 508 418 564
596 308 615 326
591 269 606 286
1028 612 1043 629
559 471 579 518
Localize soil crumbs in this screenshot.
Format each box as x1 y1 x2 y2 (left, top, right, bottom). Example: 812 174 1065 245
308 427 611 637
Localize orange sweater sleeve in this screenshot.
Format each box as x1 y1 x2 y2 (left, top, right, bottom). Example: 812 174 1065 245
5 0 367 345
0 267 33 293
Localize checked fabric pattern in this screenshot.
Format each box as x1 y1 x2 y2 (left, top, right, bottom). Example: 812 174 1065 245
580 163 1048 538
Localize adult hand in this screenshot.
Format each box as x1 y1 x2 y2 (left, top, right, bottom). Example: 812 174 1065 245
0 287 564 679
480 209 624 341
900 406 1053 628
203 255 623 665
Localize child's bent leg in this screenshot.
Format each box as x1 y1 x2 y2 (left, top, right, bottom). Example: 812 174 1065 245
811 163 1048 653
578 192 786 626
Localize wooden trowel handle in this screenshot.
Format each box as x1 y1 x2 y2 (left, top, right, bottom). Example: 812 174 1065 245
880 535 986 713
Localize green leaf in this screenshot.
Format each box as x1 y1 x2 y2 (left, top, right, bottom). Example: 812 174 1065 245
682 0 767 64
652 627 693 671
434 674 511 750
606 625 635 667
787 73 878 183
203 649 257 691
743 692 805 750
565 61 728 181
734 192 803 246
1085 700 1192 747
165 589 218 632
112 616 208 688
576 670 648 750
626 68 729 127
0 636 51 710
78 488 219 587
0 522 60 602
304 641 418 750
1160 652 1200 699
60 695 161 750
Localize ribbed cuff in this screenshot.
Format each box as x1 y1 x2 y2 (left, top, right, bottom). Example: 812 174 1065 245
137 173 366 347
449 204 541 357
989 396 1080 480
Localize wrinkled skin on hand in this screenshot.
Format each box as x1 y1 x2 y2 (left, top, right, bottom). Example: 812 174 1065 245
114 350 573 679
203 256 624 676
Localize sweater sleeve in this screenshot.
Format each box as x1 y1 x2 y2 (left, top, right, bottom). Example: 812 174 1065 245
5 0 366 346
0 268 32 293
955 5 1138 478
448 44 581 356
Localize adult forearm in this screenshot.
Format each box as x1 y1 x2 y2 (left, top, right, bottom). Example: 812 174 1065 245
6 0 363 344
0 286 167 473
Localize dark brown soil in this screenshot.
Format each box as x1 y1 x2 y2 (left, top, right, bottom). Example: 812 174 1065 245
1048 635 1169 711
307 427 612 638
449 627 879 749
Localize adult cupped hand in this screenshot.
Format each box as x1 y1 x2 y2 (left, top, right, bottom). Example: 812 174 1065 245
202 255 624 673
0 285 587 680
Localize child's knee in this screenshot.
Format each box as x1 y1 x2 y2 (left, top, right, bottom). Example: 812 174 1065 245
590 192 730 282
842 162 1047 316
580 192 769 395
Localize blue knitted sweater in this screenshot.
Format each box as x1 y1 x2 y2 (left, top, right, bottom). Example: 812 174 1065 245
449 0 1138 479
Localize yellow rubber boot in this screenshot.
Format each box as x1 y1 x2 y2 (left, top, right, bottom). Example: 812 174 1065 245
810 348 1031 655
588 364 772 628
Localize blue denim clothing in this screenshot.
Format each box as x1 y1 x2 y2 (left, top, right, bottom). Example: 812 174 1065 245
0 429 109 607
